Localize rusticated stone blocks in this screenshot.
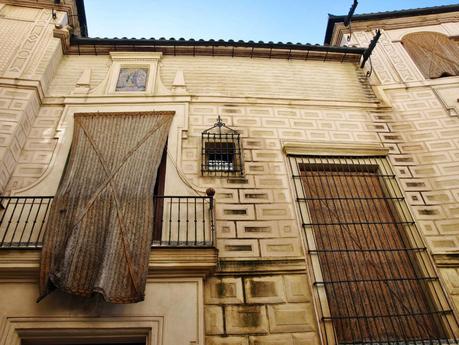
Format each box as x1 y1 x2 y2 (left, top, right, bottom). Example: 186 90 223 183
206 336 249 345
205 274 317 340
206 277 244 304
225 305 269 334
244 276 285 304
267 303 315 333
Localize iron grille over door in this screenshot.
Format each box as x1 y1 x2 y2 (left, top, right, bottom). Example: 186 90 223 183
201 115 243 176
289 155 459 345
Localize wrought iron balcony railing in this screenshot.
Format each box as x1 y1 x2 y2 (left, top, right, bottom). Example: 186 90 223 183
0 194 215 249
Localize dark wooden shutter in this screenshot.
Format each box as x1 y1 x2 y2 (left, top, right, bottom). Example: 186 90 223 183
153 146 167 241
300 164 446 343
403 32 459 79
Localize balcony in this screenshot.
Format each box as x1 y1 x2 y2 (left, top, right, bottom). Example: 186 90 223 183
0 194 217 277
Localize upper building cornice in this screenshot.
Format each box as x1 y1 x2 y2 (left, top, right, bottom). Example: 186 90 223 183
52 34 365 63
324 3 459 45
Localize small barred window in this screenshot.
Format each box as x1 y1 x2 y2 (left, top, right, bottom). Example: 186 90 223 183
201 116 243 176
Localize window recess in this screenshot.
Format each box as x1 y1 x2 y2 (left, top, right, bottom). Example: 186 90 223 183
201 116 243 176
289 154 459 345
402 32 459 79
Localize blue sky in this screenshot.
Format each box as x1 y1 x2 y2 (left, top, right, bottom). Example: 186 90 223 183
84 1 459 44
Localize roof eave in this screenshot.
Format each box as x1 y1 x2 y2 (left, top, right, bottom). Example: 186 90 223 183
324 15 344 45
70 36 365 54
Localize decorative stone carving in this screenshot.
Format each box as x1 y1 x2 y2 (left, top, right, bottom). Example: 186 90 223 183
72 68 91 94
379 31 423 82
4 9 51 78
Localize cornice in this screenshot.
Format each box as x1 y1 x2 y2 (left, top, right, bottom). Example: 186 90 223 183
0 247 218 281
217 258 307 275
329 11 459 46
283 141 390 157
433 253 459 268
0 78 46 101
56 35 364 63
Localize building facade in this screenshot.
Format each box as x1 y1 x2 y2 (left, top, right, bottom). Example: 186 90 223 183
0 1 458 344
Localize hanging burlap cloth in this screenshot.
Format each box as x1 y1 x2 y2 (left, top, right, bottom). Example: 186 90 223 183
38 112 173 303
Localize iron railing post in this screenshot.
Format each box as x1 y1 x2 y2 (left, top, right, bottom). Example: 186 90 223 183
206 188 216 246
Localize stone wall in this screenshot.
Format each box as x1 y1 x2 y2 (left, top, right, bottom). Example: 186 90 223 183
0 3 64 192
0 87 40 192
179 103 384 343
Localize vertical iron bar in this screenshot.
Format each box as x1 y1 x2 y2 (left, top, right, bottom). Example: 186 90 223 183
7 199 25 248
36 198 51 247
177 198 181 245
168 197 173 245
27 197 42 246
18 197 35 245
186 198 189 245
0 198 12 246
194 197 197 246
202 198 206 245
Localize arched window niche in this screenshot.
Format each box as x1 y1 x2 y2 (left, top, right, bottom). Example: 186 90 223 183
402 31 459 79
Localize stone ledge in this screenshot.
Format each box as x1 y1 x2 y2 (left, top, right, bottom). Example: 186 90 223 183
283 141 389 157
0 247 218 280
433 253 459 267
217 258 307 275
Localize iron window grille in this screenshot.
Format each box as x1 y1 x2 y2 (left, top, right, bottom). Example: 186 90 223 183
288 154 459 345
201 115 243 176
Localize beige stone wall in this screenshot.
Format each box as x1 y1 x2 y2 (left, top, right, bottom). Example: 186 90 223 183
0 87 41 192
344 15 459 320
0 3 65 193
183 104 379 260
178 102 382 343
383 87 459 253
159 56 375 102
0 277 205 345
0 4 63 86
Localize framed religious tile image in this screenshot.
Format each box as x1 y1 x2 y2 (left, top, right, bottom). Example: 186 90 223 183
115 67 149 91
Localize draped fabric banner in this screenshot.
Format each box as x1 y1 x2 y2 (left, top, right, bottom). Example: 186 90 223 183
39 112 174 304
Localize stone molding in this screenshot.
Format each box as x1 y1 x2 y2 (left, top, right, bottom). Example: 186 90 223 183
433 253 459 268
217 258 307 275
0 248 218 281
282 141 389 156
1 316 162 345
